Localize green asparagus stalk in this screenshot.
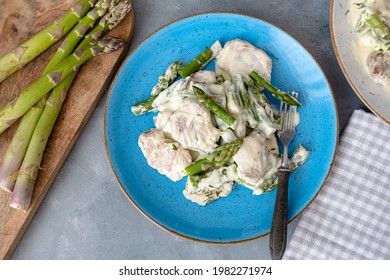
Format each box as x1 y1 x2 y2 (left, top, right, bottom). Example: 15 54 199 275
249 71 302 107
0 37 126 135
184 139 243 176
231 75 279 137
355 5 389 39
232 74 258 128
0 1 113 192
44 0 113 72
192 86 236 126
131 61 182 115
9 36 126 211
0 105 43 192
179 40 222 78
131 95 158 116
0 0 97 83
151 61 182 96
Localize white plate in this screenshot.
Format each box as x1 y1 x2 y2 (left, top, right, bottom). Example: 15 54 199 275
331 0 390 124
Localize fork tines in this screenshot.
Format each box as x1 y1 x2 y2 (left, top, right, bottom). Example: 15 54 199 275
279 92 298 131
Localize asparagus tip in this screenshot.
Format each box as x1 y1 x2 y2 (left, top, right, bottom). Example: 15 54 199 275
106 1 132 30
99 36 127 53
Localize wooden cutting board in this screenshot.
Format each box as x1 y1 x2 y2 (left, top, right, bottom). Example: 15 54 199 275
0 0 135 259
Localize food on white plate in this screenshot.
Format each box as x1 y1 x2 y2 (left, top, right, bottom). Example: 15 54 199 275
131 38 309 206
349 0 390 86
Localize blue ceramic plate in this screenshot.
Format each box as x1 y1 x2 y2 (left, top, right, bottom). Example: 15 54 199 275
105 13 338 243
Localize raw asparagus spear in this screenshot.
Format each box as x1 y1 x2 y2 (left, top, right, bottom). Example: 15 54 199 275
0 106 43 192
131 61 182 115
0 0 97 83
0 1 112 192
0 37 126 135
44 0 113 72
9 37 126 211
179 40 222 78
184 139 243 176
249 71 302 107
192 86 236 126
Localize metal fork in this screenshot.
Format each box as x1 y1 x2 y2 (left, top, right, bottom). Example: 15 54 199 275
269 92 298 260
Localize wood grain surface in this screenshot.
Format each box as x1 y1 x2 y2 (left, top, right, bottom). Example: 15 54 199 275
0 0 135 259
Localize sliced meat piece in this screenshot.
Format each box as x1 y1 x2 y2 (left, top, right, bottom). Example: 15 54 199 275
233 131 278 186
216 39 272 81
138 129 191 181
191 70 217 84
157 99 221 153
367 51 390 84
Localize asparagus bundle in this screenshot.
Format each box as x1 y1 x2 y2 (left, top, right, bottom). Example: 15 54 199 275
1 3 131 210
0 0 121 193
10 4 131 211
7 36 126 211
0 0 97 83
0 37 121 134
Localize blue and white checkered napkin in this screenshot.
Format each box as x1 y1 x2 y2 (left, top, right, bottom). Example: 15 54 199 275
283 109 390 260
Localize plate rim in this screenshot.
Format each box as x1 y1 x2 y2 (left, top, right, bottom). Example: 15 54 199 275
103 11 340 244
330 0 390 125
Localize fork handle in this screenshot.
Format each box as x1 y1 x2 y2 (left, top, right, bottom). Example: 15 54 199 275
269 168 290 260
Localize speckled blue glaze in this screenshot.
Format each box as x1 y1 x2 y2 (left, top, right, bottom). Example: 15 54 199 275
105 13 338 243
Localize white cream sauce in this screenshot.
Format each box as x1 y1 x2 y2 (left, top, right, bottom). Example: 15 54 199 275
232 131 279 187
216 39 272 81
154 99 221 153
349 0 390 87
183 165 238 206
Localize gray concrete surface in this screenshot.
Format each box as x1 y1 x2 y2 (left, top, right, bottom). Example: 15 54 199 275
12 0 365 259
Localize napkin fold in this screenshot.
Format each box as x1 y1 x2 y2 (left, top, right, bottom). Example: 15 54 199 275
283 109 390 260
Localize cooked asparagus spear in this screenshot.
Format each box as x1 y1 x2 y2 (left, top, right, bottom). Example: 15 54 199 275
249 71 302 107
355 5 389 39
9 36 126 211
179 40 222 78
232 74 258 128
0 0 97 83
151 61 182 96
0 37 126 135
232 74 279 137
0 1 113 192
184 139 243 176
192 86 236 127
131 61 182 115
